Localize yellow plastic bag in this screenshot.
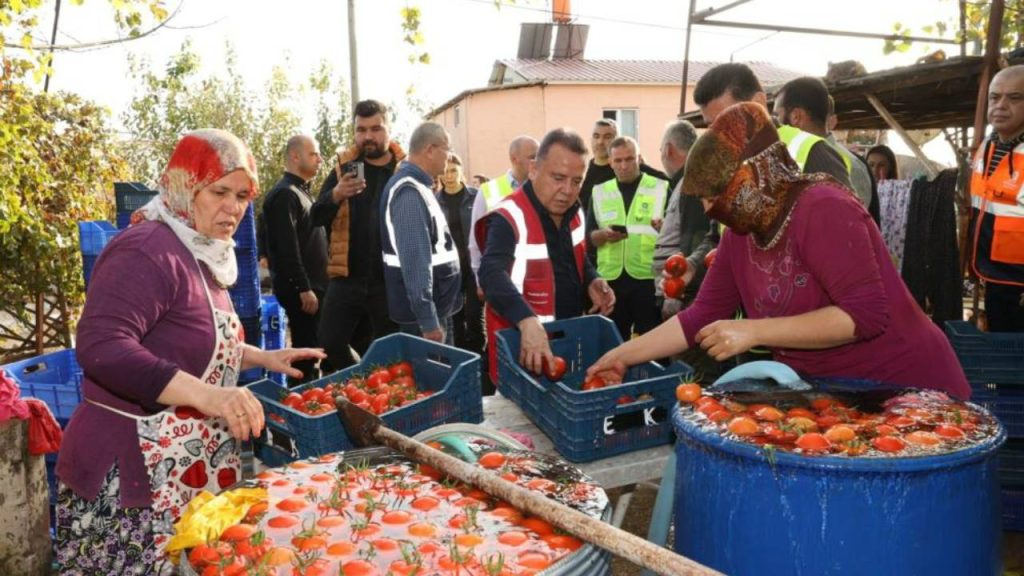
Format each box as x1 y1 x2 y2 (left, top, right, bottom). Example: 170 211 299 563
165 487 266 564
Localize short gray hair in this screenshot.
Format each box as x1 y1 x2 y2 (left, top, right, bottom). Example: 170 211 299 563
609 135 638 153
662 121 698 152
409 122 448 154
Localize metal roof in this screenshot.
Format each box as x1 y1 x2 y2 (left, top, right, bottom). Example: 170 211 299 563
490 58 806 85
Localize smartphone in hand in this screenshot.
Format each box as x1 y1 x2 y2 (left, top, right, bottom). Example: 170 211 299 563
345 161 365 181
610 224 629 236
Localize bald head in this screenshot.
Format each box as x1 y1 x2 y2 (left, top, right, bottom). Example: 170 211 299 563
509 135 539 182
989 65 1024 141
285 134 321 181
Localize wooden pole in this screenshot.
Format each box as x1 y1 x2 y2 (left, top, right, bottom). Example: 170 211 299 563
865 93 938 179
966 0 1005 324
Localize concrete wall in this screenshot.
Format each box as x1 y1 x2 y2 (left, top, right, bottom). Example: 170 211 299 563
430 82 698 180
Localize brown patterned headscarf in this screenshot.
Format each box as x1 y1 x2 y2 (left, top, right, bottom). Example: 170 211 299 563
681 102 835 248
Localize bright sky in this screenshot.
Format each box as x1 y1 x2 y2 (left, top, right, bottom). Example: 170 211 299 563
37 0 967 159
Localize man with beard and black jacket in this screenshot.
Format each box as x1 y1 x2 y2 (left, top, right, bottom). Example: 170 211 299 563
263 134 329 385
311 100 404 371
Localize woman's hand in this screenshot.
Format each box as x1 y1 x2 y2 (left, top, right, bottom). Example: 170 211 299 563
585 350 628 383
196 384 265 441
254 347 327 379
695 319 760 361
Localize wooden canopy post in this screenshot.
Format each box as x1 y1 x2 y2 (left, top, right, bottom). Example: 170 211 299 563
864 93 938 179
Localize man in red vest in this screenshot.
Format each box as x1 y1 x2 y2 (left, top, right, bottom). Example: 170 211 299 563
476 128 616 385
969 65 1024 332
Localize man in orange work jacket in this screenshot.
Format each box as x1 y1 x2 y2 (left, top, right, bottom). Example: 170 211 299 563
969 65 1024 333
475 128 615 386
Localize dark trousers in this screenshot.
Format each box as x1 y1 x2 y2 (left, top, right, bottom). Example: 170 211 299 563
985 282 1024 332
319 276 396 372
452 280 493 395
399 316 455 346
609 275 660 341
275 288 324 387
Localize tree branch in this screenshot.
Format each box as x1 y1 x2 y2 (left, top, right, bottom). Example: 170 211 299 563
4 2 182 52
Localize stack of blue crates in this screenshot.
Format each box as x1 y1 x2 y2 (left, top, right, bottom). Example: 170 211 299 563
261 295 288 385
77 221 120 287
114 182 157 230
233 204 264 384
1 349 84 529
945 320 1024 530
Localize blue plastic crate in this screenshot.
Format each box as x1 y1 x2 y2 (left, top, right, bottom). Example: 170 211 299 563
247 333 482 464
114 182 157 230
233 204 258 252
261 295 288 385
945 320 1024 386
1 349 82 428
78 221 121 286
1004 488 1024 532
495 316 692 462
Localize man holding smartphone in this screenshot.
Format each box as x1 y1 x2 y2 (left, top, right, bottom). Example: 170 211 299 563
311 100 404 371
588 136 670 340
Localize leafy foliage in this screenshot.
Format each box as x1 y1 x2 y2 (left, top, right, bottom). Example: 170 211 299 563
0 74 128 337
884 0 1024 55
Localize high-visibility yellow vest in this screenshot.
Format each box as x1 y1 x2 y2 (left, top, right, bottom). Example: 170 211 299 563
593 173 669 280
777 125 851 174
480 173 515 211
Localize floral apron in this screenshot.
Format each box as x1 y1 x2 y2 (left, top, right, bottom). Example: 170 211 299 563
86 256 245 563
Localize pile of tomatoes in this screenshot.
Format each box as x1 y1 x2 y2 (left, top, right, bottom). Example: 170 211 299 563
186 446 601 576
675 382 996 457
275 361 433 418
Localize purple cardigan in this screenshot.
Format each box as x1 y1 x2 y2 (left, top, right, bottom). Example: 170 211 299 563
57 221 233 507
678 184 970 399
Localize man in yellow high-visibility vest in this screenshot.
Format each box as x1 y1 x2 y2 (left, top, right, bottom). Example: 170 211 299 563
468 135 538 280
773 76 879 224
588 136 670 340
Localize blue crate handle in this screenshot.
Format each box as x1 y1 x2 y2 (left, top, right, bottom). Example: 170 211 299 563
710 360 811 392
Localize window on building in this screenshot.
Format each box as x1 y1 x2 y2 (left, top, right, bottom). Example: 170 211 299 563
602 108 638 139
454 105 461 128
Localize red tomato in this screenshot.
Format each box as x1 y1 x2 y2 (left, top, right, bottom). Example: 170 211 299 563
727 416 759 436
543 356 568 381
345 386 368 404
707 409 733 424
665 253 689 277
675 383 702 404
478 451 507 469
795 432 832 453
301 387 326 404
282 392 303 410
389 361 414 379
219 523 256 542
752 405 785 422
872 435 906 453
934 424 965 439
704 248 717 268
366 369 392 390
617 394 636 405
664 276 686 299
370 393 390 414
582 374 605 391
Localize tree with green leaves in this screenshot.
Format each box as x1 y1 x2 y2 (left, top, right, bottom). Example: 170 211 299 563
0 0 168 358
885 0 1023 55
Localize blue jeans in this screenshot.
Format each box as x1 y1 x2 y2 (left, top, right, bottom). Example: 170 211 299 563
399 316 454 346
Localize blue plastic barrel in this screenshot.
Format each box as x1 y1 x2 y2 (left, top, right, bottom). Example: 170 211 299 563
671 380 1006 575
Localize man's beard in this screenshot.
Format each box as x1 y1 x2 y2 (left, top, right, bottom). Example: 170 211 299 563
362 141 387 160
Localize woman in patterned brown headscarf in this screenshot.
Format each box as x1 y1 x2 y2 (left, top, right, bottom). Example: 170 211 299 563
587 103 969 399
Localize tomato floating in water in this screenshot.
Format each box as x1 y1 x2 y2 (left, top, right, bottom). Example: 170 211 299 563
795 433 832 453
872 435 907 453
675 383 702 404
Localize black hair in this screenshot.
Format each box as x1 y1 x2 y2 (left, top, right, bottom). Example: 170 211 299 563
866 145 899 180
353 100 389 124
536 128 589 161
777 77 830 127
694 63 763 106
